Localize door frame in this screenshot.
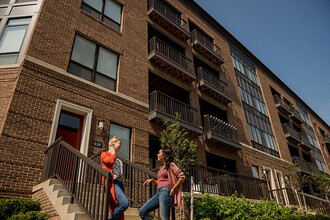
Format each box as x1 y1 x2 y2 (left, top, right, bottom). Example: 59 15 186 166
49 100 92 156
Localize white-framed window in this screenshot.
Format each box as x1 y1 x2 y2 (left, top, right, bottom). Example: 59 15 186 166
0 16 30 64
109 123 131 160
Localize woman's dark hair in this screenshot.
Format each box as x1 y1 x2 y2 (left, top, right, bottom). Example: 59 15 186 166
161 147 174 170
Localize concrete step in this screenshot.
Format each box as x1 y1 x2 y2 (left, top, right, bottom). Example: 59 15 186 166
33 179 141 220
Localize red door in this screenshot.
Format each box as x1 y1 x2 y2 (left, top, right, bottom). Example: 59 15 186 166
55 110 84 151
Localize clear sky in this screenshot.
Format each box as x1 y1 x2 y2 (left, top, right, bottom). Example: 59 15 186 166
194 0 330 127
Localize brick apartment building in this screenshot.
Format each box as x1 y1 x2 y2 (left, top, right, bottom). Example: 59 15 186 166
0 0 329 202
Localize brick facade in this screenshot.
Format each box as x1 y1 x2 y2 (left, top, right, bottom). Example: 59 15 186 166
0 0 329 200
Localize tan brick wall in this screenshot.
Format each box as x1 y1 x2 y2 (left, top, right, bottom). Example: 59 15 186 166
32 189 61 220
0 67 20 135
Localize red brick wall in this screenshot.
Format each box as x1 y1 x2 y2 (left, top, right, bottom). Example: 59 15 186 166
32 189 61 220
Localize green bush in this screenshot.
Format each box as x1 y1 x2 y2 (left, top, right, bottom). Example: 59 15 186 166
0 198 48 220
193 194 330 220
8 211 49 220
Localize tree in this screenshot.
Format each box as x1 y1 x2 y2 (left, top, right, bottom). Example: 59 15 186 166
310 174 330 199
159 114 197 173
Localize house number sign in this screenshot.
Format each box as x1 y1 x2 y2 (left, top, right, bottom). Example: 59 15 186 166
93 141 102 148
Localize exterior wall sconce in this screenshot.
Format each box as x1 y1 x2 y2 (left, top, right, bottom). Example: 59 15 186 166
98 120 105 130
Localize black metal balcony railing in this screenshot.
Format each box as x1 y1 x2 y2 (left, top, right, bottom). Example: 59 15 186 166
299 133 312 150
191 29 224 65
148 37 195 81
203 115 240 150
282 123 301 144
273 94 291 115
149 90 201 128
292 156 320 175
147 0 190 41
182 165 269 200
196 67 231 100
148 0 186 28
323 134 330 146
291 108 303 124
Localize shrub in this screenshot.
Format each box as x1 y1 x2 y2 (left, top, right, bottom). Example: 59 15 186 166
8 211 49 220
0 198 48 220
193 194 330 220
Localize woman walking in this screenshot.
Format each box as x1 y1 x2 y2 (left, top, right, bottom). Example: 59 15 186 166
139 147 185 220
101 136 129 220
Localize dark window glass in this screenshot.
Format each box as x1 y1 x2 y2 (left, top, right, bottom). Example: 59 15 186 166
82 0 122 31
15 0 37 2
251 166 259 179
0 0 10 5
59 113 80 133
109 123 130 160
68 35 118 91
231 46 278 156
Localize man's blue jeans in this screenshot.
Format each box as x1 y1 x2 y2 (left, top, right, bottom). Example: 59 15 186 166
110 180 129 220
139 187 174 220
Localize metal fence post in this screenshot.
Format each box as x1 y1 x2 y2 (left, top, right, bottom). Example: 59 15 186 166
191 176 194 220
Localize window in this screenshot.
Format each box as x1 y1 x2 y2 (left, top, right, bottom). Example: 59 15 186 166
82 0 122 31
68 35 118 91
109 123 131 160
0 0 10 5
0 17 31 64
251 165 259 179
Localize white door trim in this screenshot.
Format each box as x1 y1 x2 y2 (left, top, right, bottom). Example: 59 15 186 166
49 100 92 156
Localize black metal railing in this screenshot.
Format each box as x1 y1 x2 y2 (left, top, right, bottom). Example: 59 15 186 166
148 0 187 29
203 115 239 143
323 134 330 145
148 37 193 73
299 133 312 149
149 90 201 127
191 29 221 57
273 94 291 113
291 108 303 123
42 138 111 220
196 67 229 96
183 165 269 200
282 123 301 142
90 150 161 219
292 156 320 175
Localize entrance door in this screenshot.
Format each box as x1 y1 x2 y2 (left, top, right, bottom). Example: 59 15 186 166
55 110 84 151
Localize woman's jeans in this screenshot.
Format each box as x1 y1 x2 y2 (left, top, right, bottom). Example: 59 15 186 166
139 187 173 220
110 180 129 220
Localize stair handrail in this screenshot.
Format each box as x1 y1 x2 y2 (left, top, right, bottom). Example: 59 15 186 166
90 150 159 214
42 138 111 220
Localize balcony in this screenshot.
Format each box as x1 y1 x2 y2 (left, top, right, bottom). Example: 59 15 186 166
149 90 203 134
191 29 224 66
203 115 241 151
290 109 303 124
147 0 190 41
282 123 301 145
292 156 320 175
196 67 232 104
299 133 313 151
148 37 195 83
323 135 330 147
273 94 291 116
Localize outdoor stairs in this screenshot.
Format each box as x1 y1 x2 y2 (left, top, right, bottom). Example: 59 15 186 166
33 178 140 220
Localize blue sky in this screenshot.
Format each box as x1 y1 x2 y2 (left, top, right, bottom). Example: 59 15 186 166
194 0 330 126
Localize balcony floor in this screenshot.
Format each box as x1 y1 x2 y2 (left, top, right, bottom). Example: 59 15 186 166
148 8 190 41
197 79 232 104
148 110 203 135
148 51 196 83
204 131 242 151
192 41 224 66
